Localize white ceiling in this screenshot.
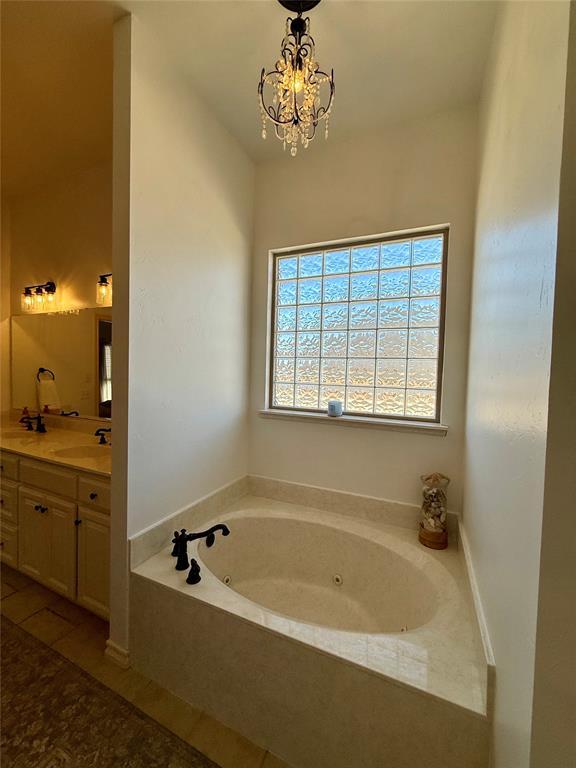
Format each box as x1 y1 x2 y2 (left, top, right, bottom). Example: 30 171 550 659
125 0 498 160
1 0 497 195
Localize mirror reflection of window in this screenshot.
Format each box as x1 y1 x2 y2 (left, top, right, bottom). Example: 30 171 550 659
98 319 112 418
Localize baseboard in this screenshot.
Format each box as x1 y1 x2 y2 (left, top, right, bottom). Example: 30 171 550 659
105 638 131 669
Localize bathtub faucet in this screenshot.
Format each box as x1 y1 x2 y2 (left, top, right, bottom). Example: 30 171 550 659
171 525 230 576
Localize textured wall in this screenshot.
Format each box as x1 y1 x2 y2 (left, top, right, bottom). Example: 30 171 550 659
249 106 478 513
125 19 255 538
463 3 569 766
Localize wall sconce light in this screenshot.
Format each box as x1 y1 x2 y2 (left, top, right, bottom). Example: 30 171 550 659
22 281 57 312
96 273 112 305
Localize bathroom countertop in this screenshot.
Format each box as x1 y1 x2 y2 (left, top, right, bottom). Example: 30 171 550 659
0 424 111 477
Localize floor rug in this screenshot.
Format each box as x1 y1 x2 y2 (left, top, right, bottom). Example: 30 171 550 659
1 618 219 768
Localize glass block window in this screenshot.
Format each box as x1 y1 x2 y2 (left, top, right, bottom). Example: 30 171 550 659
269 229 447 422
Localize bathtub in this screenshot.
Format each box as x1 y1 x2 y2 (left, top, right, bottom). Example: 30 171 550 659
131 497 489 768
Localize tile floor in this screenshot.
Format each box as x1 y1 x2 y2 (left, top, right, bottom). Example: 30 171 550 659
0 564 290 768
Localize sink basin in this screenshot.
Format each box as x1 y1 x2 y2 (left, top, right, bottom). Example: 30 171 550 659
52 445 111 460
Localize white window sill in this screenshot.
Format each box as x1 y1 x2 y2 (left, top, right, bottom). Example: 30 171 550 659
258 409 448 436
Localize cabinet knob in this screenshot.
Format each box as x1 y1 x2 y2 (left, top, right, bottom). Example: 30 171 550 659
0 498 4 506
34 504 42 512
89 492 98 500
40 506 48 514
74 519 82 526
0 542 4 548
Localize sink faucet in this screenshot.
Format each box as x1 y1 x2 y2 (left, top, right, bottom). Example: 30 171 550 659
171 524 230 580
20 415 46 433
95 428 111 445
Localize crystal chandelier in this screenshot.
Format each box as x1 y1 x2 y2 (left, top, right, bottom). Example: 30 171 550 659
258 0 334 156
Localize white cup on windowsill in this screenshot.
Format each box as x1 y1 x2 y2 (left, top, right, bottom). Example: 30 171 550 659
327 399 343 417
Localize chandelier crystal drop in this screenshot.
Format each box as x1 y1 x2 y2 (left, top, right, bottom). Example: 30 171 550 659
258 1 334 156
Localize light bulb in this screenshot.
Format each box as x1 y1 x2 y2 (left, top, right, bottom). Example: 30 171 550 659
293 69 304 94
22 289 33 311
97 275 112 305
34 288 45 310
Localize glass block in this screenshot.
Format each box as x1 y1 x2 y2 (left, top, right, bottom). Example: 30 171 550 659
379 269 410 298
278 257 298 280
378 299 409 328
277 307 297 332
376 359 406 388
324 249 350 274
348 330 376 357
277 280 297 306
297 304 321 330
405 389 436 418
296 332 321 357
323 275 349 303
407 359 437 389
409 297 440 327
296 358 320 384
375 388 405 415
273 383 294 407
274 358 295 383
322 331 348 357
351 245 379 272
299 253 323 277
410 266 441 296
347 359 375 387
350 301 377 329
346 387 374 413
295 384 319 409
408 328 438 358
322 303 348 330
319 386 345 410
350 272 378 300
412 236 443 265
275 332 295 356
380 240 411 269
298 278 322 304
377 329 408 357
321 358 346 385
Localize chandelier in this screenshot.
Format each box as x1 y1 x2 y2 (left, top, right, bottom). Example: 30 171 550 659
258 0 334 156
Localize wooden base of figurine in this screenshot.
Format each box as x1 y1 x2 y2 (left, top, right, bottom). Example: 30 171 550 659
419 522 448 550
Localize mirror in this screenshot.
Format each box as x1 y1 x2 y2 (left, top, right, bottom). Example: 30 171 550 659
11 309 112 419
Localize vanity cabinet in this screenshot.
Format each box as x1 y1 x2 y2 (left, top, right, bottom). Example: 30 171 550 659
18 487 77 598
0 449 111 619
77 506 110 617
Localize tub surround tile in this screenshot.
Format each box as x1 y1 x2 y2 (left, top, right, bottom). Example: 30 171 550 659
130 475 250 568
130 574 489 768
248 474 459 539
132 497 486 717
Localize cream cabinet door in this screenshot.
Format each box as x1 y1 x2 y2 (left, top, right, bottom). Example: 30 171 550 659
18 486 47 581
77 506 110 619
0 523 18 567
45 494 77 599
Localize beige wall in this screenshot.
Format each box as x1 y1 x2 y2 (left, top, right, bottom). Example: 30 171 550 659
249 106 478 513
1 202 11 413
463 3 569 767
8 163 112 314
124 17 254 539
531 6 576 766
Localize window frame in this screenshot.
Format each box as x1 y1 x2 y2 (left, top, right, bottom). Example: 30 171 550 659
266 226 449 424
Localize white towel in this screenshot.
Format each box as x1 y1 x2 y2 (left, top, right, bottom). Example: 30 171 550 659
37 378 61 412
